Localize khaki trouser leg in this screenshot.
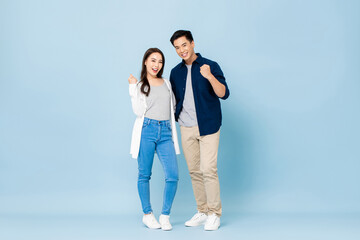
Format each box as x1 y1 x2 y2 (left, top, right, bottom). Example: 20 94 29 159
180 126 222 216
181 126 208 213
199 130 221 216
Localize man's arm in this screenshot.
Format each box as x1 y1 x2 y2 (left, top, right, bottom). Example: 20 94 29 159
200 63 229 99
169 69 177 95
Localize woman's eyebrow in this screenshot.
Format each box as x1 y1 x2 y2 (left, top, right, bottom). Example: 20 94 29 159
151 57 162 61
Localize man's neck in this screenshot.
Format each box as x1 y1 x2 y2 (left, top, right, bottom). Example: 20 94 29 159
185 53 198 65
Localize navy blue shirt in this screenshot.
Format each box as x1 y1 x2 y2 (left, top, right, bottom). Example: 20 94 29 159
170 53 230 136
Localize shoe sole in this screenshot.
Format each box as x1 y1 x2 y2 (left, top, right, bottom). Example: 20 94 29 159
161 227 172 231
185 221 206 227
204 227 219 231
144 226 161 229
143 222 161 229
204 225 220 231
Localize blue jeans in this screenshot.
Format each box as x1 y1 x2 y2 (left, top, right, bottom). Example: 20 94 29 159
137 117 179 215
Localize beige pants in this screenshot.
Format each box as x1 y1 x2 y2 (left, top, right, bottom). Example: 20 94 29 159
180 126 222 216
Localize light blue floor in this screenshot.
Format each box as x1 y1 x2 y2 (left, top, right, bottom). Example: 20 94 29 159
1 212 360 240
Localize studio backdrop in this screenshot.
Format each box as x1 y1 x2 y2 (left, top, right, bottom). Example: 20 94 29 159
0 0 359 216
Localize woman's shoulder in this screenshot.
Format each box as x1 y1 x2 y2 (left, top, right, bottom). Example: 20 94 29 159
162 78 171 87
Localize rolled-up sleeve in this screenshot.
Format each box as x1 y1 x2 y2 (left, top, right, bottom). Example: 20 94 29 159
212 62 230 100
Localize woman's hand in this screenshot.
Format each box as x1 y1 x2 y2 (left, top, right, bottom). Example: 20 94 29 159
128 74 138 84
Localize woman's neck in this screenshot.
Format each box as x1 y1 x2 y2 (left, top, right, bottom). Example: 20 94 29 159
147 76 164 86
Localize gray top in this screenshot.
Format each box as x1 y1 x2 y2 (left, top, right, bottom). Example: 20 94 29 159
178 64 198 127
145 81 171 121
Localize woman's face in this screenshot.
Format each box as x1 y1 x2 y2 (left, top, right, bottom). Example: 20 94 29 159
145 52 163 79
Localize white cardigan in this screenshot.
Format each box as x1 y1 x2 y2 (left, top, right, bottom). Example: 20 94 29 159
129 79 180 159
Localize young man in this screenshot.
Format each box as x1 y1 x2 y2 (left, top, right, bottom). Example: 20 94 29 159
169 30 230 231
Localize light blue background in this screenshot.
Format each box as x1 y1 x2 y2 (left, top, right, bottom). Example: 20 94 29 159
1 0 359 222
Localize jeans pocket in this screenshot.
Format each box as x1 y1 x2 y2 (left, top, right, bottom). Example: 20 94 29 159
142 121 149 128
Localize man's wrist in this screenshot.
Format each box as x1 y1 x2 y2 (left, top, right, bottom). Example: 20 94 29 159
206 74 215 82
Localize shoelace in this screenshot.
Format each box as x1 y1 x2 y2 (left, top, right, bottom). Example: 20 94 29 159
161 217 171 226
192 213 205 220
206 215 217 224
148 215 158 224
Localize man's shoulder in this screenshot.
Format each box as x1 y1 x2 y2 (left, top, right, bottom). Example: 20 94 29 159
200 55 218 66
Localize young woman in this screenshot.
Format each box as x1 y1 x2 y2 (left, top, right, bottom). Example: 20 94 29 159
128 48 180 230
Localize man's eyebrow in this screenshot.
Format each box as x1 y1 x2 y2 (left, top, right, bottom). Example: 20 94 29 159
174 42 186 48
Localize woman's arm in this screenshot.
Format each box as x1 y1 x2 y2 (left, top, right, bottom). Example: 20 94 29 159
128 74 145 117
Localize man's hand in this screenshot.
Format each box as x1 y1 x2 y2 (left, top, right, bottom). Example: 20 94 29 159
200 64 213 79
128 74 137 84
200 64 226 98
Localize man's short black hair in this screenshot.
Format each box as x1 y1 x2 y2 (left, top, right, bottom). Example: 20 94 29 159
170 30 194 45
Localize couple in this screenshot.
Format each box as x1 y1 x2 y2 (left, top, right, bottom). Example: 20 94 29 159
128 30 230 231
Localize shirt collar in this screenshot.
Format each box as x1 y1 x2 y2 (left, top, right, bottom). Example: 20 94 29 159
181 53 203 66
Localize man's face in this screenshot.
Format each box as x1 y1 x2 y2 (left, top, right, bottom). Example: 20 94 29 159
173 36 195 62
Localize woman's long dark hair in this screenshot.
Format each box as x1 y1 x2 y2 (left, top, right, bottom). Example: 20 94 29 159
140 48 165 97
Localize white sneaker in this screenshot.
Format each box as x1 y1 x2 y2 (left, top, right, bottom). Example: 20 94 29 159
185 211 208 227
142 213 161 229
159 214 172 231
204 213 220 231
